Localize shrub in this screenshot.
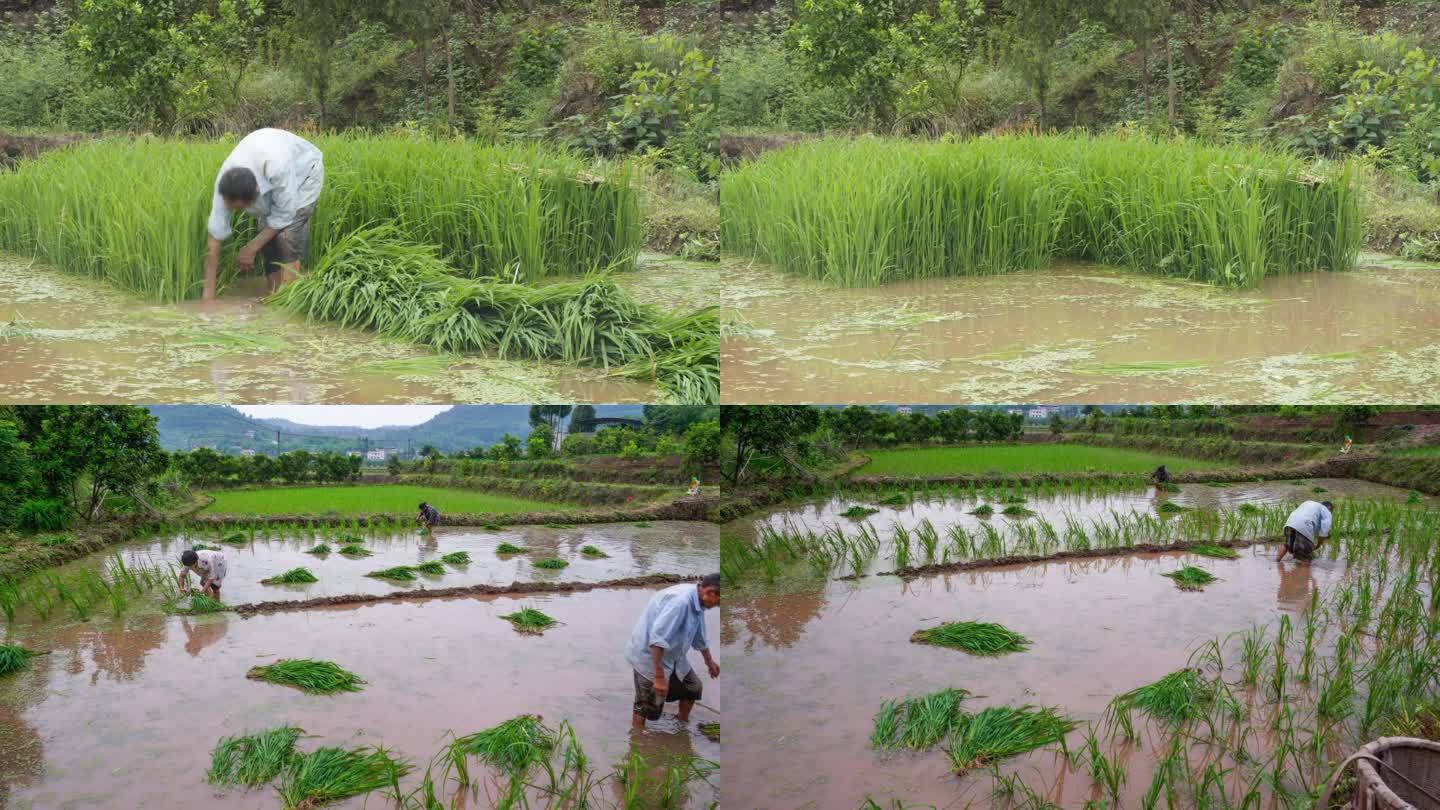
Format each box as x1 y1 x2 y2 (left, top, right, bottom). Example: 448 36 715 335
16 499 70 533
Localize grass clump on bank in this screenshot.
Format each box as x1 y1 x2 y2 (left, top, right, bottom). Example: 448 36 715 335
496 542 530 554
261 567 319 585
533 558 569 570
440 551 470 565
1114 668 1221 724
207 726 304 787
723 134 1360 289
499 606 560 635
872 688 970 750
579 545 609 557
453 715 556 773
911 621 1030 656
1162 565 1219 591
0 644 40 676
247 659 365 695
271 226 718 403
277 744 410 810
944 705 1077 772
1188 544 1239 559
365 566 417 581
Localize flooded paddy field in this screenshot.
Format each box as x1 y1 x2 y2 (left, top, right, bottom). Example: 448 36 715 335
0 251 710 404
724 494 1440 808
720 253 1440 403
0 585 720 808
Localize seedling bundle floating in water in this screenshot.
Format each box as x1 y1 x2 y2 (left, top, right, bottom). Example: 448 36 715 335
277 744 411 810
413 560 446 575
165 593 227 615
261 567 319 585
499 606 560 635
496 542 530 554
207 726 304 787
453 714 557 773
0 644 41 676
579 545 609 557
439 551 470 565
723 134 1361 288
247 659 365 695
337 544 372 557
1113 668 1226 724
1188 543 1239 559
872 688 971 750
1163 565 1219 591
910 621 1031 656
944 705 1077 772
365 566 417 581
304 543 331 555
841 506 880 519
533 558 569 570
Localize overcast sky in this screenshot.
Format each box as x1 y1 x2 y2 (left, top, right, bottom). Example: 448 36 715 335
234 405 454 428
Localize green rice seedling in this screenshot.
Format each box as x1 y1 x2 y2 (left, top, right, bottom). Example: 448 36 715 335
1115 669 1216 724
453 714 557 773
1188 543 1238 559
260 567 319 585
276 744 411 810
1312 486 1328 494
910 621 1030 656
246 659 365 695
970 504 995 517
1162 565 1218 591
337 544 371 556
413 560 446 575
1238 503 1263 515
164 593 228 614
191 542 220 551
499 606 559 635
698 722 719 743
496 542 530 554
722 134 1360 288
544 522 575 529
222 532 247 545
579 545 609 558
483 523 504 530
1001 504 1035 518
1408 491 1423 505
915 519 941 562
1156 481 1181 493
533 558 569 570
304 543 331 554
1158 501 1187 514
337 534 363 543
841 506 879 519
0 644 41 676
207 726 304 787
365 566 417 581
632 521 652 528
945 705 1077 772
440 551 470 565
871 688 970 750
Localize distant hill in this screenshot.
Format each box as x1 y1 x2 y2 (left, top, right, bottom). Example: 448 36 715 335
147 405 645 456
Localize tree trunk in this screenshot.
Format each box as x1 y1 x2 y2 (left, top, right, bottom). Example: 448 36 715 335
1140 42 1151 120
446 24 457 127
1166 31 1178 128
420 38 431 117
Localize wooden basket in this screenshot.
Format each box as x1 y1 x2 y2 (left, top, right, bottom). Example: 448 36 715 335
1318 738 1440 810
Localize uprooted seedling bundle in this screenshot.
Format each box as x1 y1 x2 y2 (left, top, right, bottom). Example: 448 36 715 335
271 226 718 403
499 606 560 635
261 567 319 585
247 659 366 695
1113 667 1231 724
910 621 1030 656
1163 565 1219 591
0 643 44 676
206 726 410 809
871 688 1076 770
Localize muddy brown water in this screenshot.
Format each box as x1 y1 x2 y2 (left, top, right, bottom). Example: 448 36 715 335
0 251 713 403
723 548 1350 809
721 253 1440 403
0 587 720 808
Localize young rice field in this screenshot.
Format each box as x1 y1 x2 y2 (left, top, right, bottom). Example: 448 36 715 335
201 485 570 516
856 444 1228 476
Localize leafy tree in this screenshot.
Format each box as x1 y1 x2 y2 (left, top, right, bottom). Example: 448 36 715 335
683 420 720 469
386 454 403 475
276 450 313 484
529 405 572 430
1049 411 1065 435
1001 0 1076 129
644 405 719 434
248 454 278 484
527 423 555 459
287 0 384 127
30 406 168 521
1336 405 1378 439
721 406 820 484
488 433 523 461
569 405 597 431
0 416 34 526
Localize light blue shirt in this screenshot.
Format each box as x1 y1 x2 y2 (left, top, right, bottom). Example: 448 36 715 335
208 128 324 241
1285 500 1332 542
626 583 708 679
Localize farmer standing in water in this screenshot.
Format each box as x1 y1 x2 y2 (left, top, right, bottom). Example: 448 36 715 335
627 574 720 729
417 501 440 537
1278 500 1334 563
203 128 324 301
178 547 228 599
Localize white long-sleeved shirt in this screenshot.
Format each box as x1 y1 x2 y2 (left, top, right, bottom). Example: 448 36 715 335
1285 500 1332 542
207 129 324 241
626 583 709 679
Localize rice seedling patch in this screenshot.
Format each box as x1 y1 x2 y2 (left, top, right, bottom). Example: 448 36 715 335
439 551 470 565
365 566 417 581
191 542 220 551
579 545 609 557
877 493 909 507
970 504 994 517
1113 668 1219 724
336 534 363 543
246 659 365 695
1162 565 1219 591
1312 486 1328 493
1158 501 1187 513
276 744 410 810
207 726 304 787
413 560 446 575
699 722 720 743
164 593 228 614
910 621 1030 656
1001 505 1035 518
0 644 42 676
1155 481 1181 493
204 484 564 516
221 532 248 545
304 543 331 555
944 705 1077 772
857 444 1229 476
533 558 569 570
872 688 970 751
499 606 560 635
261 567 319 585
337 544 372 557
1188 544 1239 559
496 542 530 555
841 506 880 519
452 714 556 773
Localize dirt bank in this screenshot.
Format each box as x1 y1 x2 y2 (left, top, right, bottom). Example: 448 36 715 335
0 132 87 169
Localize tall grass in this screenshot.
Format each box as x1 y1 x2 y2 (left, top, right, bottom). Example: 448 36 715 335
0 135 642 301
271 226 718 403
722 134 1361 288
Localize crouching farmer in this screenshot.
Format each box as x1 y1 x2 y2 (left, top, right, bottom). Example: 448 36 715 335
1279 500 1333 563
178 548 228 598
204 128 324 300
627 574 720 729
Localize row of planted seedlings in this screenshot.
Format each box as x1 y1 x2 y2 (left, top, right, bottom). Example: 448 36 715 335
849 498 1440 808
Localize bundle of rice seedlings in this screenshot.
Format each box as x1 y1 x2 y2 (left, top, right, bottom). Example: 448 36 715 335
1162 566 1219 591
533 558 568 570
207 726 304 787
337 534 363 543
276 744 410 810
499 606 559 635
165 593 227 614
0 644 40 676
871 688 970 750
192 542 220 551
1158 502 1187 514
1115 669 1217 724
1238 503 1263 515
337 544 372 557
452 714 556 773
1155 481 1181 493
247 659 365 695
945 705 1077 772
304 543 332 555
633 521 652 527
365 566 417 581
579 545 609 557
1001 505 1034 518
969 504 994 517
413 560 446 575
910 621 1030 656
261 568 319 585
698 722 720 743
1188 544 1238 559
222 532 248 545
440 551 470 565
270 226 717 403
877 493 908 507
1312 486 1328 494
496 542 530 554
840 506 880 519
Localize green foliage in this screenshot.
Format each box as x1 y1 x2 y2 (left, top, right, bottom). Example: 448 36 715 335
247 659 365 694
207 726 304 787
452 714 556 773
1115 668 1220 724
1326 40 1440 180
25 406 168 523
723 135 1362 288
910 621 1030 655
16 499 70 533
0 644 39 676
1230 25 1290 88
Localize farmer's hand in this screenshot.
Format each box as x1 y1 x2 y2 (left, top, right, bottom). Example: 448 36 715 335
653 674 669 697
237 242 260 272
707 660 720 679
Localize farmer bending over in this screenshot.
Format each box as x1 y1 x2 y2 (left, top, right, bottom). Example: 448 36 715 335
417 502 440 535
1278 500 1333 563
1149 465 1172 486
178 548 228 599
627 574 720 730
204 128 325 300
